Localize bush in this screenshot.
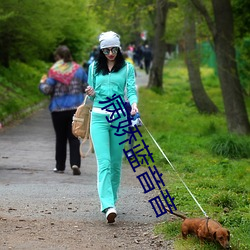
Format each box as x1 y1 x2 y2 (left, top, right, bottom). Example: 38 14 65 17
210 135 250 159
210 192 237 209
0 60 49 123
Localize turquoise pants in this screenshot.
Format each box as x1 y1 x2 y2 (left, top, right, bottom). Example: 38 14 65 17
90 112 127 212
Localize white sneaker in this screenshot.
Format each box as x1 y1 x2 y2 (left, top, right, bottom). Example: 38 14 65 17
53 168 64 173
72 165 81 175
105 207 117 223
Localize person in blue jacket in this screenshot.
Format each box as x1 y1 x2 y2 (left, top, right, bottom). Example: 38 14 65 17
86 31 138 223
39 45 88 176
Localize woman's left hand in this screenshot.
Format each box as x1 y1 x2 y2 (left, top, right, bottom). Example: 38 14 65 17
131 103 138 116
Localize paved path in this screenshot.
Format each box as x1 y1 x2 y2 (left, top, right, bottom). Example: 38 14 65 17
135 68 149 88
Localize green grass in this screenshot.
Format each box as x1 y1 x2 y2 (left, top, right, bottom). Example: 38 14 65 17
0 60 50 123
137 58 250 250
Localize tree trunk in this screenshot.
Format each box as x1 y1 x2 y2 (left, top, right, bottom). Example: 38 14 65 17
191 0 250 134
147 0 169 89
212 0 250 134
184 4 218 114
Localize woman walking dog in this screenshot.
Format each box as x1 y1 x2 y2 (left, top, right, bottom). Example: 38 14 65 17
85 31 138 223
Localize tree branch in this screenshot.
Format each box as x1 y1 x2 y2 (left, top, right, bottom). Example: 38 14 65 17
190 0 216 37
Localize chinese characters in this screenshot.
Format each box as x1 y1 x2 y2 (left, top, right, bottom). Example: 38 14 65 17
99 94 177 217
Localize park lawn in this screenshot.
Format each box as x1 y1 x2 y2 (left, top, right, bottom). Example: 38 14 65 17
0 60 50 123
137 58 250 250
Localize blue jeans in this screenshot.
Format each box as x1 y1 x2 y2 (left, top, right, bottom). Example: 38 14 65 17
90 111 126 212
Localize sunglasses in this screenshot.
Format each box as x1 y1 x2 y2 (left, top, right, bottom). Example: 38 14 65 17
102 47 119 55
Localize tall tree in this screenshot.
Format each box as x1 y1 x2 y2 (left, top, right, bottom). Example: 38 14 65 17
191 0 250 134
148 0 177 89
184 1 218 114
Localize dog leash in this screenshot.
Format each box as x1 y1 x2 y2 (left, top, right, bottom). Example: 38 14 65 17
139 118 209 218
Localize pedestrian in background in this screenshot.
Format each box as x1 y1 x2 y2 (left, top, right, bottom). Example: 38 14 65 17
84 46 100 73
134 44 144 69
39 45 88 175
143 44 153 74
85 31 138 223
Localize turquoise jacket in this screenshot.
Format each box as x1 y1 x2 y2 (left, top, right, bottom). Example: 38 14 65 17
87 62 138 109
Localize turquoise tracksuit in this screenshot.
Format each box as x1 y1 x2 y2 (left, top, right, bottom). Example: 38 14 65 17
88 62 138 212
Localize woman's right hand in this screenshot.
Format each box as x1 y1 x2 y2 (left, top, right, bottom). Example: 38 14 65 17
131 103 138 116
85 86 95 97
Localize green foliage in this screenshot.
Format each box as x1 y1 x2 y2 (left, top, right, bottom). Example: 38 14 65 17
236 37 250 95
138 58 250 249
92 0 156 46
165 2 184 44
154 221 181 240
201 121 217 136
198 39 250 96
233 0 250 101
210 192 238 209
232 0 250 39
210 134 250 159
0 0 100 66
0 60 49 122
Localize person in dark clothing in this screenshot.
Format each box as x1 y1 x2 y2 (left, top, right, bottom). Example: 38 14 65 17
87 46 99 68
39 45 88 175
143 44 152 74
133 45 144 69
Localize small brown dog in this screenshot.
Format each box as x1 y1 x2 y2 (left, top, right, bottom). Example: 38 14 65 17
197 218 231 249
167 209 231 249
